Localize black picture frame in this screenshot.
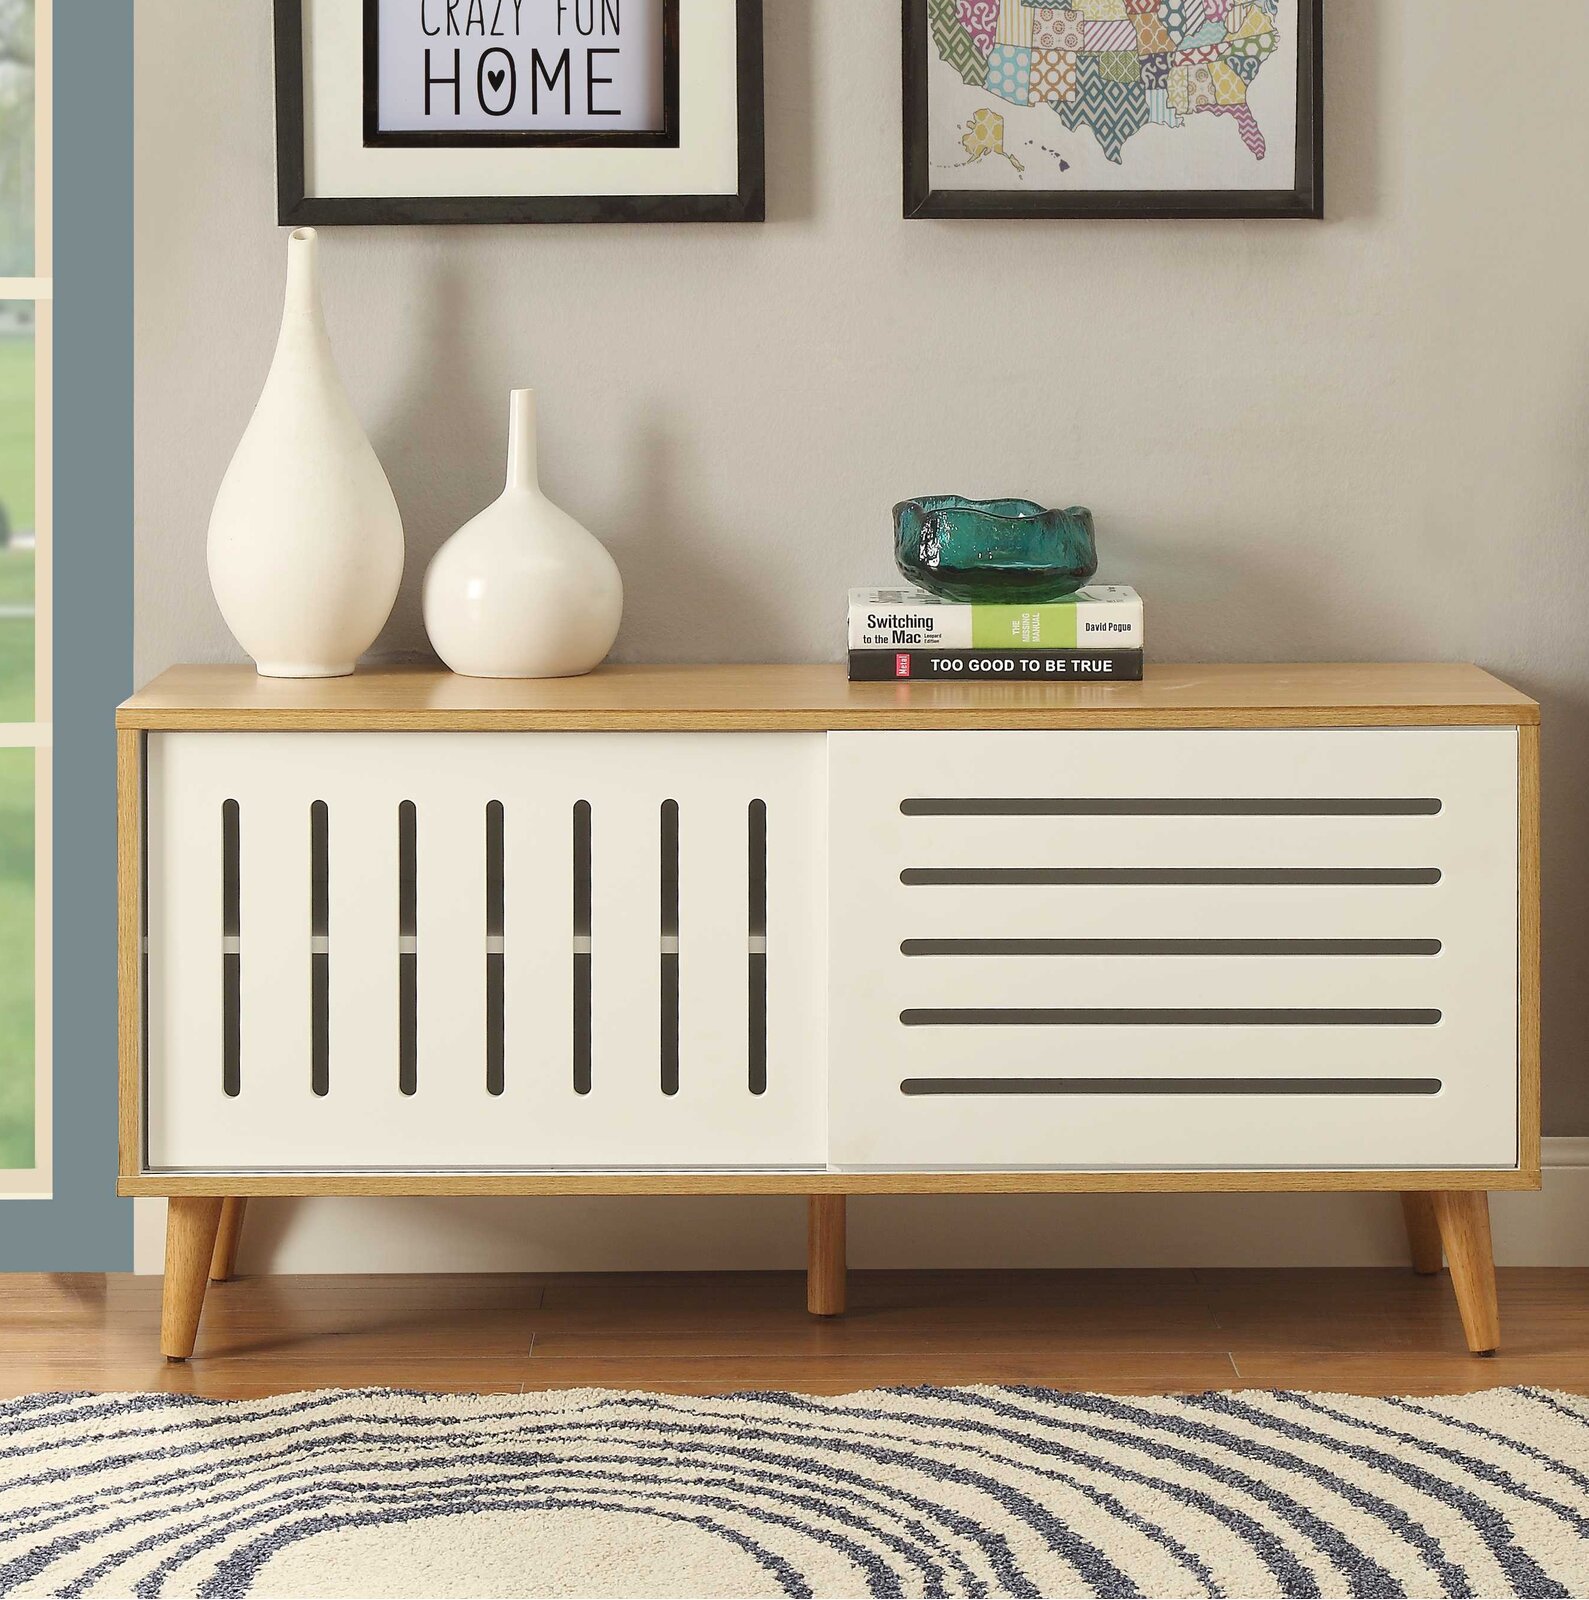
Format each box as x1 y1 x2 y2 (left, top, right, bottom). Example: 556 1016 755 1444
276 0 765 225
361 0 681 151
902 0 1322 220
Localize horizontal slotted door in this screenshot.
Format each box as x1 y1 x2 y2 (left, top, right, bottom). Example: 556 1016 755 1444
828 729 1520 1171
145 732 826 1171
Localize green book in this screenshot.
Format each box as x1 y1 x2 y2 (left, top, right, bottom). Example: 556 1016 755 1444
847 586 1143 652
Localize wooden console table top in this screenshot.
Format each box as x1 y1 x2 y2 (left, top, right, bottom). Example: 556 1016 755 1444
119 662 1538 732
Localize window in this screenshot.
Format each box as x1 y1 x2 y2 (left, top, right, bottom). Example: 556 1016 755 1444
0 0 47 1196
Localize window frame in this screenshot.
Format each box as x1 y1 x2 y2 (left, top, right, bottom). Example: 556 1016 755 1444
0 0 51 1198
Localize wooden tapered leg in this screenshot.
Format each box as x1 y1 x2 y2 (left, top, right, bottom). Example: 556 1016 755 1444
162 1197 224 1361
1400 1192 1443 1275
807 1196 846 1317
1431 1191 1500 1355
209 1198 248 1282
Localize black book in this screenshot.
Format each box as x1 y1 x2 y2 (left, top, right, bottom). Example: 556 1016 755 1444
848 649 1144 683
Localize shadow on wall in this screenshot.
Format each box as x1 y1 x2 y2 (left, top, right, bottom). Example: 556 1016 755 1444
369 257 497 659
214 1188 1577 1276
764 0 816 222
367 298 808 665
603 419 807 661
358 0 820 667
1321 0 1381 224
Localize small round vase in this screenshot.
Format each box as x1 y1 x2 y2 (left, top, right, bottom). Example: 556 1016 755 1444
207 227 405 678
423 390 623 679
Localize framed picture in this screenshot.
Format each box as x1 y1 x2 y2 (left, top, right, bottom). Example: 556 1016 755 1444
275 0 764 225
904 0 1322 220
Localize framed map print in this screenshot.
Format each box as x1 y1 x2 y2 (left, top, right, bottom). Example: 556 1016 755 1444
904 0 1322 219
275 0 765 224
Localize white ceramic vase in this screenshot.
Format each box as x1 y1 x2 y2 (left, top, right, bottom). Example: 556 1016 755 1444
207 227 405 678
423 389 623 679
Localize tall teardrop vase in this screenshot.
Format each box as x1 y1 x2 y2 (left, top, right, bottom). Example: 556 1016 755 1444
207 227 405 678
423 389 623 679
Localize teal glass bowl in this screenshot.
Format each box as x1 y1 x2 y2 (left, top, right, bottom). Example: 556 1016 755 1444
893 497 1097 602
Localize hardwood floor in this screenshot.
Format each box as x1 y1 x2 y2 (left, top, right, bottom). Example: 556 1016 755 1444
2 1268 1587 1401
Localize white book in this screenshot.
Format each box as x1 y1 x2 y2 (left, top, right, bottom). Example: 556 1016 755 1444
847 586 1144 652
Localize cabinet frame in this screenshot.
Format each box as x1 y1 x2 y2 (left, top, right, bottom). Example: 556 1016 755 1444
115 663 1540 1358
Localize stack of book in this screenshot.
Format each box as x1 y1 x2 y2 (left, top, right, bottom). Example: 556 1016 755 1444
846 586 1144 681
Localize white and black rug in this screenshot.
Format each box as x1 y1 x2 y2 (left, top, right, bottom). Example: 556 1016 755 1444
1 1386 1585 1598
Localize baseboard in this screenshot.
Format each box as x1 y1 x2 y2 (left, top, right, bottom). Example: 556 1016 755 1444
130 1139 1589 1274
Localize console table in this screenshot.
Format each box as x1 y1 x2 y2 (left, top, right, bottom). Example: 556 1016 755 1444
117 663 1539 1361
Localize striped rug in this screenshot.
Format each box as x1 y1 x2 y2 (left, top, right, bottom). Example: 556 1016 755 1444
1 1386 1585 1597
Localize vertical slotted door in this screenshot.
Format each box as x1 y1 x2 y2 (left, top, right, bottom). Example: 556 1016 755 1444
828 728 1520 1171
145 732 826 1171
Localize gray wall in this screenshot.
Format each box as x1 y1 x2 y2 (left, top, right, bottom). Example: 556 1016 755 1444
136 1 1589 1130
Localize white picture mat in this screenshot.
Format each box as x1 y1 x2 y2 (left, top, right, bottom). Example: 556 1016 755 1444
374 0 666 133
928 0 1300 193
305 0 740 198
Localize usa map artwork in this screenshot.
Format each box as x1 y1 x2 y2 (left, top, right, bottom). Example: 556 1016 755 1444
931 0 1289 175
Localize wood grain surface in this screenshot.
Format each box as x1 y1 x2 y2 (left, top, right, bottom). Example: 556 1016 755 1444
119 1168 1539 1198
117 662 1540 732
5 1268 1584 1399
